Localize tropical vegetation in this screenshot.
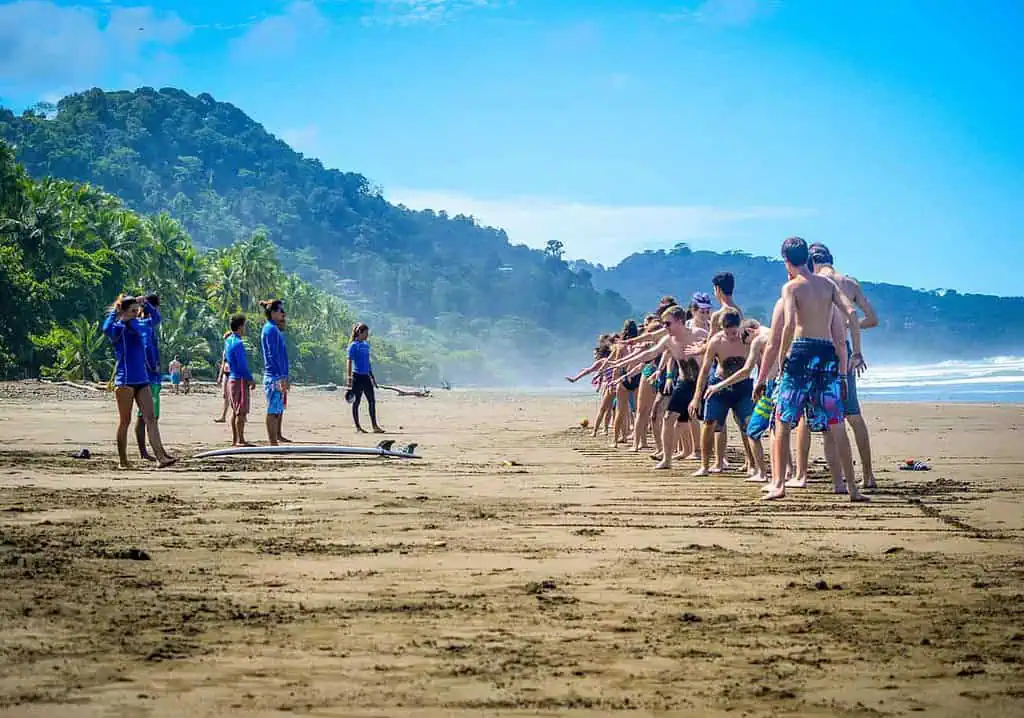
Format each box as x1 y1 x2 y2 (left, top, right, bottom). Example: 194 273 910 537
0 140 431 383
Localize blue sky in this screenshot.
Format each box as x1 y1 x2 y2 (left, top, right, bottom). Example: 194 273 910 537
2 0 1022 296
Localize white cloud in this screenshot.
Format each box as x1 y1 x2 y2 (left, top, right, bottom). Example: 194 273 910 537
0 1 190 92
230 1 328 60
367 0 503 26
279 124 320 156
387 188 813 266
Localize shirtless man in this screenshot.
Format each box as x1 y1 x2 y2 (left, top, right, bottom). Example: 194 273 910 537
169 356 182 394
608 305 706 470
689 310 765 478
709 273 742 332
755 237 867 503
707 273 752 472
797 242 877 489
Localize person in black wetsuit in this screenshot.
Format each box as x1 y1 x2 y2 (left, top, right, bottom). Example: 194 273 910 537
346 323 385 434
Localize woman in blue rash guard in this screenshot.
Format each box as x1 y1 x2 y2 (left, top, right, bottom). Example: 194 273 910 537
259 298 291 445
102 294 176 469
346 322 386 434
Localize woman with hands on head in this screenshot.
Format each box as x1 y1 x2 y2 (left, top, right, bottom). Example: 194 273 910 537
102 294 176 469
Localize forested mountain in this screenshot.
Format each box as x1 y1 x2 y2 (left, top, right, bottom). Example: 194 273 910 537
578 244 1024 361
4 87 1019 384
0 88 631 345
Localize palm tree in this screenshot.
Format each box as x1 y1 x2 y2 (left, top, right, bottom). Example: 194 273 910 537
35 318 110 382
159 305 218 370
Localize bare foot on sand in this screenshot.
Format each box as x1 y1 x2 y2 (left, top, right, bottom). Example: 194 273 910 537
693 467 710 477
784 476 808 488
653 460 673 471
763 486 785 500
158 456 177 469
745 473 767 483
849 493 871 503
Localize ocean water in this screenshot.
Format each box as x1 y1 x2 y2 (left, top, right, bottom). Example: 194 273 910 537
856 356 1024 404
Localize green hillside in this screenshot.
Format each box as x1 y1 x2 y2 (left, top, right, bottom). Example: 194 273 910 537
0 88 632 345
0 140 430 383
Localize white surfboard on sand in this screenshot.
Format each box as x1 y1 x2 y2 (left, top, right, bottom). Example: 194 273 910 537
193 444 421 460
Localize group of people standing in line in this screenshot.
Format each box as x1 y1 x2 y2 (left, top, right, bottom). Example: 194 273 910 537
103 296 385 468
569 237 878 502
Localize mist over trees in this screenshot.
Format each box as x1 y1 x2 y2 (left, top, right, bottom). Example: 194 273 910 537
3 88 1020 385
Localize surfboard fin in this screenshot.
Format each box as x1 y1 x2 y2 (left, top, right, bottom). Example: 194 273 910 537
377 439 396 451
403 443 418 455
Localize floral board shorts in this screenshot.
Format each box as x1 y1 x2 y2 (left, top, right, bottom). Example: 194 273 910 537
774 338 844 433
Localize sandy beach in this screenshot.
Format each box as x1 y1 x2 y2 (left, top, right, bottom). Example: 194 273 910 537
1 380 1022 717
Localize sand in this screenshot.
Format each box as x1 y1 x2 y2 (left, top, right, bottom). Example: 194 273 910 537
1 380 1023 717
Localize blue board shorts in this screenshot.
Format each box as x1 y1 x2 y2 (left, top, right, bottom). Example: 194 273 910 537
170 372 180 386
704 376 755 428
775 338 844 432
264 378 286 415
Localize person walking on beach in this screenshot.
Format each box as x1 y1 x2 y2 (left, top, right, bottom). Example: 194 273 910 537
260 299 291 445
346 323 386 434
224 314 256 446
103 295 176 469
755 237 866 502
180 363 192 394
134 294 163 462
169 356 182 394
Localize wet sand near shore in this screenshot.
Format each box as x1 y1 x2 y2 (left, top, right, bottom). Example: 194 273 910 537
1 382 1023 717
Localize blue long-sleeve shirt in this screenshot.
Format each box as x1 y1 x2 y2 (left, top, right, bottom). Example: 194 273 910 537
347 340 372 375
224 333 253 382
102 311 149 386
261 322 289 381
137 304 162 384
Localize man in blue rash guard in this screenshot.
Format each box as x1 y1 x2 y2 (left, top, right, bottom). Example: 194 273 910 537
225 313 256 446
259 298 291 445
134 294 163 461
